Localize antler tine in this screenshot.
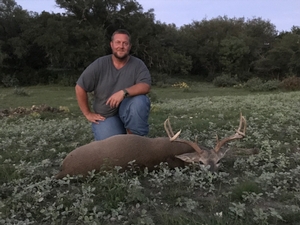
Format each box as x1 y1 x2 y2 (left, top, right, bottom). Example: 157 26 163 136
163 118 203 154
164 118 181 141
237 112 246 136
214 113 246 153
174 139 204 154
164 118 203 154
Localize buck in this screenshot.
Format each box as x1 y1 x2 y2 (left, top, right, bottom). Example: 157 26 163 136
55 114 246 179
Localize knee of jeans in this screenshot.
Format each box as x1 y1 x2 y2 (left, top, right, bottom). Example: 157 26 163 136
120 95 150 116
130 95 150 111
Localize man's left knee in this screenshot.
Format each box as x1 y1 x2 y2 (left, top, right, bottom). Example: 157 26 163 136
119 95 150 135
120 95 150 113
130 95 150 110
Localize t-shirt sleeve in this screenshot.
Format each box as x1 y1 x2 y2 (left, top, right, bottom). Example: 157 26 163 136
76 60 99 92
136 60 152 86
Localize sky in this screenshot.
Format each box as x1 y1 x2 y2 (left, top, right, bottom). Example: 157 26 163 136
16 0 300 32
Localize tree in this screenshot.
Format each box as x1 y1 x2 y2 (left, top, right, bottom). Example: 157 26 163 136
0 0 39 84
275 29 300 75
254 47 293 78
179 16 245 79
254 27 300 78
219 36 250 74
34 12 106 70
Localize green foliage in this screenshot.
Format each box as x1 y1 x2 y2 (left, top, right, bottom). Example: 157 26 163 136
254 47 294 79
13 86 29 96
213 74 239 87
245 77 280 92
1 0 297 85
57 72 79 87
1 83 300 224
262 79 281 91
147 90 158 103
280 76 300 91
1 74 19 87
239 71 254 82
150 72 170 87
245 77 263 90
219 36 250 74
230 180 262 201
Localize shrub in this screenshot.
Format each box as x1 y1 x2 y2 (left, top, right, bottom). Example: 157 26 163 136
1 74 19 87
148 90 158 103
245 78 280 92
280 76 300 91
245 77 263 91
13 86 30 96
35 69 58 84
151 72 170 86
213 74 239 87
155 81 169 88
57 73 78 86
261 79 281 91
239 71 254 82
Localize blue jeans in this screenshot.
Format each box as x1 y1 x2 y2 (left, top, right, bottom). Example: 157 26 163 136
92 95 150 141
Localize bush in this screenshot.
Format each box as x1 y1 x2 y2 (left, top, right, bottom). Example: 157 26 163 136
151 72 170 86
147 90 158 103
13 86 30 96
245 77 280 92
57 72 79 86
239 71 254 82
261 79 281 91
1 74 19 87
245 77 263 91
280 76 300 91
213 74 239 87
35 69 58 84
155 81 169 88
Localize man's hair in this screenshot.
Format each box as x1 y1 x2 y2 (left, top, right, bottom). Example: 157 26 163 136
111 29 131 42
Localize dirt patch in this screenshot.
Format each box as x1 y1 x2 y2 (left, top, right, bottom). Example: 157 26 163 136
0 104 68 118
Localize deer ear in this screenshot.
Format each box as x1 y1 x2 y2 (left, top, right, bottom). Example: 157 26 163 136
175 152 202 163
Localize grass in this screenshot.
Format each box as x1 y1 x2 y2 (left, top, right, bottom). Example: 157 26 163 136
0 82 256 113
0 85 79 114
1 82 300 224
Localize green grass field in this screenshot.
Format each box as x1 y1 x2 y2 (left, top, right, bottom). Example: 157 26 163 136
1 83 300 224
0 82 254 113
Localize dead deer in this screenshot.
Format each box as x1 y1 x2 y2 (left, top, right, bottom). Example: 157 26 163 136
55 114 246 179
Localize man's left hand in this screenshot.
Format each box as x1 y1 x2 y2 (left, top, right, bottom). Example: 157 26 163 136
106 90 124 108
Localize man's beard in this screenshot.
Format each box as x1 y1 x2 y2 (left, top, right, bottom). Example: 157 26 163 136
113 51 129 61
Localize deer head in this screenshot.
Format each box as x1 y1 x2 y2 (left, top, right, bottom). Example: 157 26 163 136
164 113 246 171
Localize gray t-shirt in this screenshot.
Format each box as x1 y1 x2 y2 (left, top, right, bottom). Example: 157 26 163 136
77 55 151 117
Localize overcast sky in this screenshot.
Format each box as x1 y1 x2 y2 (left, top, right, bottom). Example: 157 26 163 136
16 0 300 32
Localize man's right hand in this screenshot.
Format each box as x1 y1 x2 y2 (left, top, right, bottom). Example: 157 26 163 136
85 112 105 124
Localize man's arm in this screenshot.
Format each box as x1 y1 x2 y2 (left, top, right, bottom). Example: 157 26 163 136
75 84 105 123
125 83 151 96
106 83 151 108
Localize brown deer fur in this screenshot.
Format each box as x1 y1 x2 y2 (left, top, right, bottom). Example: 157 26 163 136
55 115 246 179
55 135 195 179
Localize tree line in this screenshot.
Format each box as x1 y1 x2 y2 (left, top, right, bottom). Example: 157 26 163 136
1 0 299 86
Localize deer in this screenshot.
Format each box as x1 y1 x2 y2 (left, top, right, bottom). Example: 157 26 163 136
55 113 246 179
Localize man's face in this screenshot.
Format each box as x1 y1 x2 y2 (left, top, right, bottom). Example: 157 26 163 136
110 34 131 60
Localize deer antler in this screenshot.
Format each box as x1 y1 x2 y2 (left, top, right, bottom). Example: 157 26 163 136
214 113 246 153
164 118 181 141
164 118 203 154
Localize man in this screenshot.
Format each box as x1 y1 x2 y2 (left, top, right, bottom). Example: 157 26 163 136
75 29 151 141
